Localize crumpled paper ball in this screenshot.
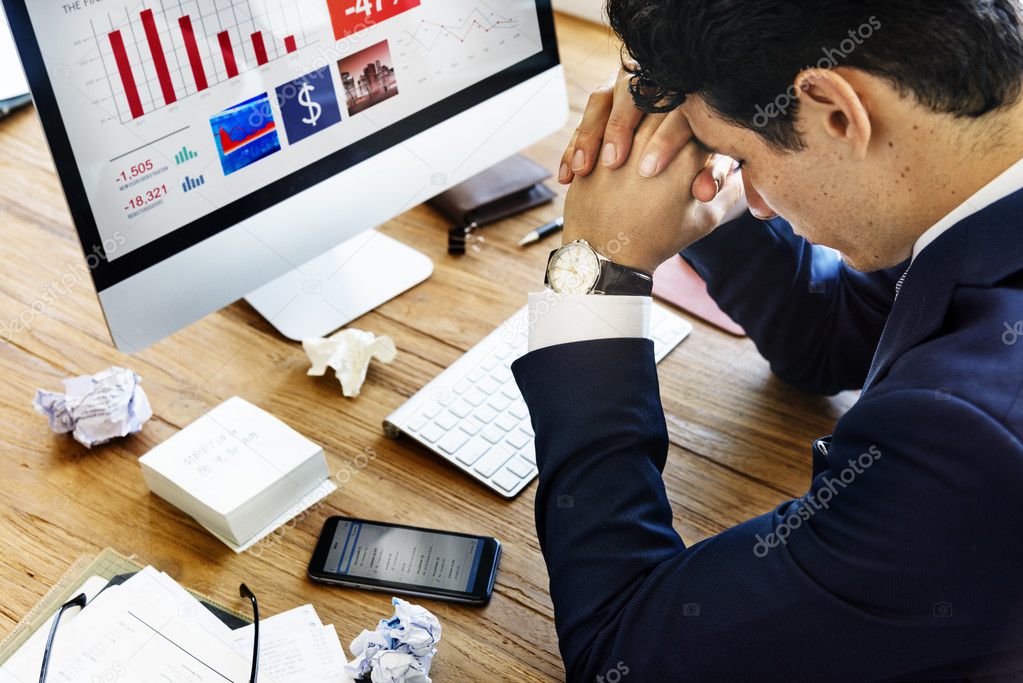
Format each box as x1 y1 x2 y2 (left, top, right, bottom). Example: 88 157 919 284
303 328 397 398
32 366 152 448
346 598 442 683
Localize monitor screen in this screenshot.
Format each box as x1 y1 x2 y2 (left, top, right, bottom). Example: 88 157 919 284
5 0 557 289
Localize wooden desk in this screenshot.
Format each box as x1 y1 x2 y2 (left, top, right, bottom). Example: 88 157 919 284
0 13 857 681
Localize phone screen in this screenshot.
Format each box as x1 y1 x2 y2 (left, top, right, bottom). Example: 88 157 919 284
322 519 486 593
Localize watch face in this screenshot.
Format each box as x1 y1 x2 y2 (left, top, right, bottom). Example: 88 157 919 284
548 242 600 294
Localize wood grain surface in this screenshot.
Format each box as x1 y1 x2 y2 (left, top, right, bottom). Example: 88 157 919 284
0 13 858 682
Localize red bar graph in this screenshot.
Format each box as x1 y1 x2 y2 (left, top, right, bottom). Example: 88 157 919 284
108 30 144 119
284 35 297 53
251 31 268 65
218 31 239 78
178 16 208 92
139 9 176 105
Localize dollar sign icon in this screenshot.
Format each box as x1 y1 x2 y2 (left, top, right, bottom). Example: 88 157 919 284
298 82 322 127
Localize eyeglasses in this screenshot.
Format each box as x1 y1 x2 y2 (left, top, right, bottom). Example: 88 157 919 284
39 583 261 683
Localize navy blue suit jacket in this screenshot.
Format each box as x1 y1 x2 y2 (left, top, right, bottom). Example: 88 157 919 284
512 189 1023 681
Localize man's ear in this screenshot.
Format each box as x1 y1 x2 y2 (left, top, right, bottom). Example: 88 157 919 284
794 68 872 160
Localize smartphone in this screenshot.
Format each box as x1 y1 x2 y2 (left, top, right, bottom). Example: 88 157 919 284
308 516 501 605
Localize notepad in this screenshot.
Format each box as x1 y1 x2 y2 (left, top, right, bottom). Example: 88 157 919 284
140 396 335 551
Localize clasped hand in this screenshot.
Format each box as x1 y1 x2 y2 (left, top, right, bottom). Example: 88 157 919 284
558 68 747 276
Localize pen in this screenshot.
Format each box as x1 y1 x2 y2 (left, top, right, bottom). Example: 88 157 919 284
517 217 565 247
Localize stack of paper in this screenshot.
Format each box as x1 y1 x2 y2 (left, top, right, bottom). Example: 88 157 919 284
0 567 355 683
140 397 336 552
0 567 271 682
233 605 356 683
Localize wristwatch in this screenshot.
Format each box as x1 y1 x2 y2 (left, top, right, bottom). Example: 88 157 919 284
545 239 653 296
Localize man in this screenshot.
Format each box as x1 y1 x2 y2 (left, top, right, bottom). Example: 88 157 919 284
510 1 1023 680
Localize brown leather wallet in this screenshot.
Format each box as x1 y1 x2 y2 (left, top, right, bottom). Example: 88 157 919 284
431 155 555 253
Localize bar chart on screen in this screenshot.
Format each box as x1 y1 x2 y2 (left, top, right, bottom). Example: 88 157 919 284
90 0 315 123
27 0 546 256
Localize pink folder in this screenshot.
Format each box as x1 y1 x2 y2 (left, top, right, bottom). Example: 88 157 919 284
653 256 746 337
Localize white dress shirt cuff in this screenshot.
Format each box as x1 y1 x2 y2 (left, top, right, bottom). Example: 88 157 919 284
527 290 651 352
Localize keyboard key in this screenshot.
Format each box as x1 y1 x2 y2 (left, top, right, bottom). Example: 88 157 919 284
509 401 529 420
477 376 502 395
492 366 513 383
495 413 519 432
460 417 484 436
494 344 513 360
454 379 471 395
419 422 444 443
473 406 498 423
506 457 534 478
407 414 428 432
481 356 499 371
467 368 485 383
507 429 530 450
521 422 534 437
501 385 520 399
438 429 470 455
435 411 459 431
521 440 536 464
481 424 505 444
422 403 442 419
450 399 473 418
474 447 513 477
432 388 454 406
487 394 513 412
492 467 523 493
463 387 488 406
455 438 491 466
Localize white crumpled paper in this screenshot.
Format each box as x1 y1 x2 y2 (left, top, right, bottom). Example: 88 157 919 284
33 366 152 448
345 598 441 683
303 328 397 398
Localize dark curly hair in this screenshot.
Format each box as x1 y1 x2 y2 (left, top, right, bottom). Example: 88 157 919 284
606 0 1023 149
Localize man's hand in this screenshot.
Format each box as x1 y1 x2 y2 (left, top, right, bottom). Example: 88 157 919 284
559 67 725 204
563 115 744 276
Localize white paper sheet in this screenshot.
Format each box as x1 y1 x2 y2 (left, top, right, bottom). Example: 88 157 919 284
0 576 109 680
0 11 28 101
1 584 277 683
232 605 355 683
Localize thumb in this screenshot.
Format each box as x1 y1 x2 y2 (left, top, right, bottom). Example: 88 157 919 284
691 155 737 203
705 167 746 223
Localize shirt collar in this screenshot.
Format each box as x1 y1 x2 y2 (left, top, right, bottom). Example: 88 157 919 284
912 157 1023 262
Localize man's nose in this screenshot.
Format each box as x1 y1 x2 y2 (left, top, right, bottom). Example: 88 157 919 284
744 175 778 220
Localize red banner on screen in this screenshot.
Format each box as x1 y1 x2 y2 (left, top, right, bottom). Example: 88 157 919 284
326 0 420 41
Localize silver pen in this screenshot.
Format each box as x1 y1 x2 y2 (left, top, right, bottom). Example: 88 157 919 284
517 217 565 247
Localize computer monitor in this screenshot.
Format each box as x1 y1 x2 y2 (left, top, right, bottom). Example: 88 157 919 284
2 0 566 351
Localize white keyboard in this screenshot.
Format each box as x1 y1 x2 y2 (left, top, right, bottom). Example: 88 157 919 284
383 304 693 498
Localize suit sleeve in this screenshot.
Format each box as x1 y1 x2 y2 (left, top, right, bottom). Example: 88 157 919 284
683 213 903 394
512 339 1023 682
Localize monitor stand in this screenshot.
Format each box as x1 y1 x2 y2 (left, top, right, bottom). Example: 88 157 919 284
244 230 434 341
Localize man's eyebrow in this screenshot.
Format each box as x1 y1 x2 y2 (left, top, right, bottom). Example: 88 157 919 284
691 136 720 156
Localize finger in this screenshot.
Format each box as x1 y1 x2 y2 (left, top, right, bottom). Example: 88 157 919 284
559 128 581 184
700 169 747 227
570 79 617 178
636 108 694 178
600 74 645 169
692 155 737 203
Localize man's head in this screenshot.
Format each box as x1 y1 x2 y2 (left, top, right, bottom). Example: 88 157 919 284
607 0 1023 270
